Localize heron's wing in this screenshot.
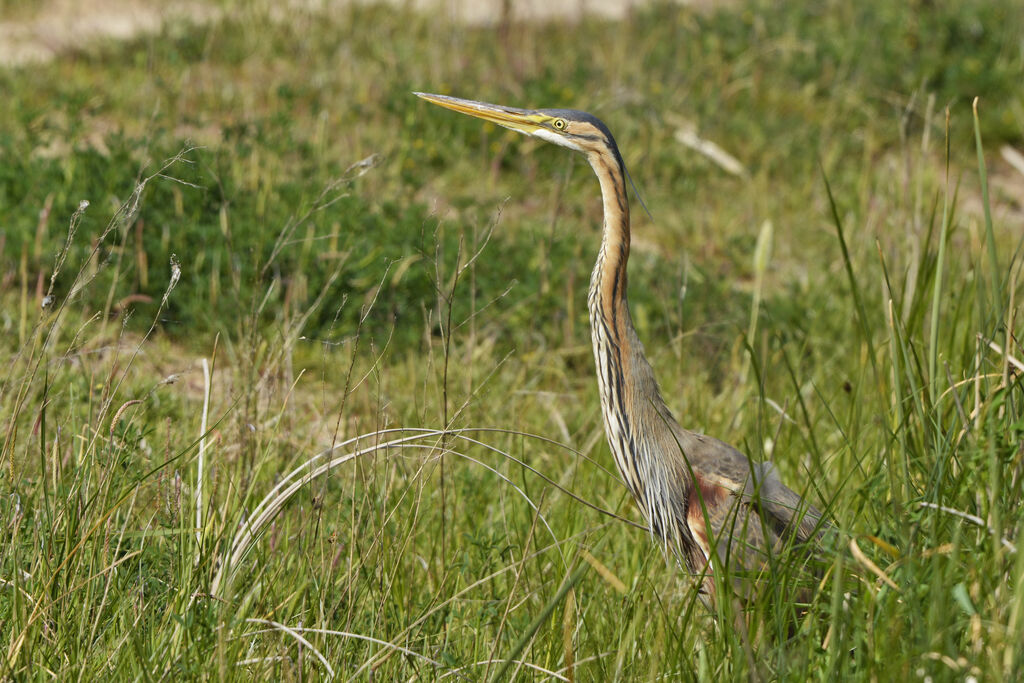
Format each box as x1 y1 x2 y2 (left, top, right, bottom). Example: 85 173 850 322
673 429 827 603
673 428 825 545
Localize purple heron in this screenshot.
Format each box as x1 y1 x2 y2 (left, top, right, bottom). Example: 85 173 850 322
415 92 825 604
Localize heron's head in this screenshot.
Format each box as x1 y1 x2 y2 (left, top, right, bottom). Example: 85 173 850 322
414 92 624 171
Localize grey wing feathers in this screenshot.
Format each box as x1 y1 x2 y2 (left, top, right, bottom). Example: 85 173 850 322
749 462 825 542
676 428 824 543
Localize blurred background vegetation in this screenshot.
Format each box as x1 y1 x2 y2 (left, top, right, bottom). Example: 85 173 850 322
1 0 1020 353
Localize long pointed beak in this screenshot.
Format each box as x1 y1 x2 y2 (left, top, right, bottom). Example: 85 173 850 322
414 92 547 135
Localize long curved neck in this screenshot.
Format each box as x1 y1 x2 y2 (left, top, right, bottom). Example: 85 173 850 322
587 152 632 336
579 142 707 568
585 150 693 554
586 150 672 490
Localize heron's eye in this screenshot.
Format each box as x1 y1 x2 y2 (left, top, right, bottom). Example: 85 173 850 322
553 118 567 130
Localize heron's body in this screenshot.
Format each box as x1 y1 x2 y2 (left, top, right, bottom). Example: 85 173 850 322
415 92 823 602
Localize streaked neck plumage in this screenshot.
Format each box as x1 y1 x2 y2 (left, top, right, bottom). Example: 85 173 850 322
584 146 694 557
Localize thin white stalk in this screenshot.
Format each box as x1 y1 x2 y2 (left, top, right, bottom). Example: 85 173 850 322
245 619 334 679
980 335 1024 373
439 659 567 681
197 357 211 547
243 625 444 673
210 427 629 596
918 501 1017 552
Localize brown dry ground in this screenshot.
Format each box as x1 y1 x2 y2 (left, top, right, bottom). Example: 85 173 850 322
0 0 719 67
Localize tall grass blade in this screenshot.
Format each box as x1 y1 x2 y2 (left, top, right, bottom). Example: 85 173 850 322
821 166 879 382
488 560 589 683
927 109 952 404
972 98 1002 320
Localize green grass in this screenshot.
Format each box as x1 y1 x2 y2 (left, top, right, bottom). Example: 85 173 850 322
1 0 1023 679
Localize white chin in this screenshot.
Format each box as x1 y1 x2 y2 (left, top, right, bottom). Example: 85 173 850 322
532 128 584 152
